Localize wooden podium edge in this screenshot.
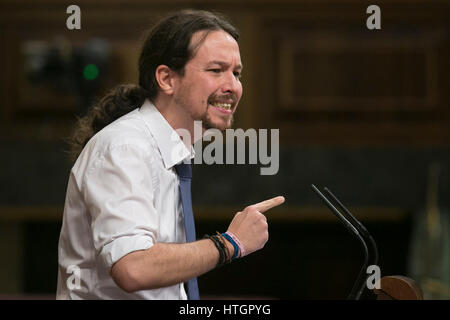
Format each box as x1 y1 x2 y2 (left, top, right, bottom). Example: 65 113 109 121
374 275 424 300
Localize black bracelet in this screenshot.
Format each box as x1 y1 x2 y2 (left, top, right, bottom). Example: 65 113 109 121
215 232 231 263
204 234 228 268
204 235 224 267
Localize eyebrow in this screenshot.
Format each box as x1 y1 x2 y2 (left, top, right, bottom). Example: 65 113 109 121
207 60 243 70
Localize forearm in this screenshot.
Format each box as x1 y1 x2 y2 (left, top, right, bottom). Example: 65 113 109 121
111 238 233 292
111 196 285 294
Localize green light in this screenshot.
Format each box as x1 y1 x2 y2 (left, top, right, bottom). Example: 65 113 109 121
83 64 99 80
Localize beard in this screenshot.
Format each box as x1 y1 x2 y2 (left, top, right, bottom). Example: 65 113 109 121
174 93 236 132
201 104 234 131
202 92 237 131
173 84 237 132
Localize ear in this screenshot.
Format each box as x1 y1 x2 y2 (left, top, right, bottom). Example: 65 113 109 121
155 65 177 95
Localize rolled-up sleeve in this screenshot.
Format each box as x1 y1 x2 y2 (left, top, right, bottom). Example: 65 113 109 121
82 143 158 270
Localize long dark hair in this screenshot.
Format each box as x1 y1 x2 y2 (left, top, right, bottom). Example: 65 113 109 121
68 9 239 161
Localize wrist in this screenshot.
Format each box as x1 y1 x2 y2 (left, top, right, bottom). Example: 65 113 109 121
221 232 242 260
223 231 246 258
204 233 232 268
223 237 235 259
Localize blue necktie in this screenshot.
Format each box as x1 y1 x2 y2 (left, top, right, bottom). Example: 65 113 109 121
174 162 200 300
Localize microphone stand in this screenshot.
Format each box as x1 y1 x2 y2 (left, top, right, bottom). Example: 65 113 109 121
311 185 379 300
323 187 379 299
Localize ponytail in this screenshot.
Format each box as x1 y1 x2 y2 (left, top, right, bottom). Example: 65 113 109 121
67 84 148 162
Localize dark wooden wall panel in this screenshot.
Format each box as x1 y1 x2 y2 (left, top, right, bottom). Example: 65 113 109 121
258 13 450 145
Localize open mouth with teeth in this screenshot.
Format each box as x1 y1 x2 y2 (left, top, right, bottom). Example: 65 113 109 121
210 102 233 113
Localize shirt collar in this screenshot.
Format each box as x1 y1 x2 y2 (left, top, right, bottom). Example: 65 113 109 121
138 99 195 170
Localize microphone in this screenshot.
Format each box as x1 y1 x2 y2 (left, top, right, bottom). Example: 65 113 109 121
311 184 378 300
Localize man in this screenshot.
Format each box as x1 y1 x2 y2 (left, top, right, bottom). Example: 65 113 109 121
57 9 284 300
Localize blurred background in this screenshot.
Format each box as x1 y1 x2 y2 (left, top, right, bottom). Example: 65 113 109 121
0 0 448 299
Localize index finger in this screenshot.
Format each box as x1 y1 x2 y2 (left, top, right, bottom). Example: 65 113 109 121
253 196 285 213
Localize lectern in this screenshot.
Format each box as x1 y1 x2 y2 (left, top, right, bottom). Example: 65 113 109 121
373 276 423 300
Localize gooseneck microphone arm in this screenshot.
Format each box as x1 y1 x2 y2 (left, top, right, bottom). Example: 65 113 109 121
311 184 372 300
323 187 379 299
323 187 379 267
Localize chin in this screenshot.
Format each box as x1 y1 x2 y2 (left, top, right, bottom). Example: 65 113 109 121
202 115 234 132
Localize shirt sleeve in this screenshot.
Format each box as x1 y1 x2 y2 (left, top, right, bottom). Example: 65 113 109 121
82 143 159 271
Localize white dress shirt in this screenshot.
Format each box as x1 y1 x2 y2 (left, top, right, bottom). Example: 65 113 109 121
57 99 194 300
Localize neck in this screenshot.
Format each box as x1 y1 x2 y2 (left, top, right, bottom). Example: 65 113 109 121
152 95 205 147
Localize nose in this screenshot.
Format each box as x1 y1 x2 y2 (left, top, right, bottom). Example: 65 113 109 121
220 71 242 96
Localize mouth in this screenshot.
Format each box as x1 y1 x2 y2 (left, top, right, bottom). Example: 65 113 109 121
209 101 234 114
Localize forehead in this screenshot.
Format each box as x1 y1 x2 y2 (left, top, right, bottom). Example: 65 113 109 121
189 30 241 66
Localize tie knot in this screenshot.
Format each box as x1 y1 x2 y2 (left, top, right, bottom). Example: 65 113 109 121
174 162 192 179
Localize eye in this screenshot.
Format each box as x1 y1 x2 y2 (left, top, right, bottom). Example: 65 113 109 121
234 71 242 79
208 69 222 73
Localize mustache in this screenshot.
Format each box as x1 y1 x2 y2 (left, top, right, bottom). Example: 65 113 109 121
207 93 238 105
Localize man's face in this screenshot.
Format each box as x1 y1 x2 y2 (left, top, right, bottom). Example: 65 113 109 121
173 30 243 131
